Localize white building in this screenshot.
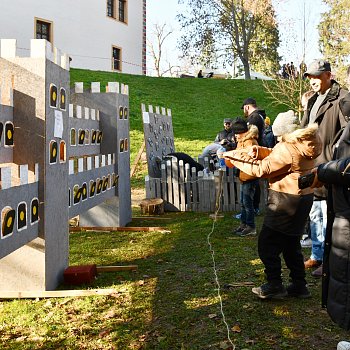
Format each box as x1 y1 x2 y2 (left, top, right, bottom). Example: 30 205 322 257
0 0 146 74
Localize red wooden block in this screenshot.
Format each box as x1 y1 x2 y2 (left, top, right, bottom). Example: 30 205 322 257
63 264 97 285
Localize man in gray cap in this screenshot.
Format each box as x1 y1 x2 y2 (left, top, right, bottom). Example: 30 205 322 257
301 59 348 275
201 118 236 159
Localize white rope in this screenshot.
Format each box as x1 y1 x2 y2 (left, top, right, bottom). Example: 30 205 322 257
206 170 235 349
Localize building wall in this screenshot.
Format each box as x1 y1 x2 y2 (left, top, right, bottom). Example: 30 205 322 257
0 0 145 74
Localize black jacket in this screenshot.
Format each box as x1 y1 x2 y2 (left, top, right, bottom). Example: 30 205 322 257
301 80 348 198
214 129 236 151
319 118 350 330
247 109 266 145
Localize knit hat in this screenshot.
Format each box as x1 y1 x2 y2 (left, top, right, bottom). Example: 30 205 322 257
232 117 248 134
272 110 300 136
265 116 271 125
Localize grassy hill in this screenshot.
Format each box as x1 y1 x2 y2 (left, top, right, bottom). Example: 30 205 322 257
70 69 287 184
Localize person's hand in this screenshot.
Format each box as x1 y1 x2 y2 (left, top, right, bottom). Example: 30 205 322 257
247 145 258 159
310 167 324 188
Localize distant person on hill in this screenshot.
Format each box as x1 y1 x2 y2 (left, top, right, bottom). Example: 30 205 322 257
197 70 204 78
201 118 236 160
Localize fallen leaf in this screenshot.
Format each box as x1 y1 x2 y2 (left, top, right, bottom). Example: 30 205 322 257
99 329 110 338
231 324 241 333
208 313 217 319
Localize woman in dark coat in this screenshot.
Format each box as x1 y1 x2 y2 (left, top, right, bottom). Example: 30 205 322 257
312 92 350 332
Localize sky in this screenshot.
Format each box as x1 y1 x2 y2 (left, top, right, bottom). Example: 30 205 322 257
146 0 328 76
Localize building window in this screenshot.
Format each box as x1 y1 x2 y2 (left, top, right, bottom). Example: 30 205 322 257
107 0 116 18
112 46 121 71
35 19 52 42
119 0 127 22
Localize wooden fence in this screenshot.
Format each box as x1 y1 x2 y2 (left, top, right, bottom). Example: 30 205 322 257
145 157 242 213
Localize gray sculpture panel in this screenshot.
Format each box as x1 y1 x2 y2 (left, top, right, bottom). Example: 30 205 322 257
0 104 14 163
0 183 39 259
68 163 116 219
143 111 175 178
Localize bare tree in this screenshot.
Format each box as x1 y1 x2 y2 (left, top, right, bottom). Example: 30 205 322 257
147 23 180 77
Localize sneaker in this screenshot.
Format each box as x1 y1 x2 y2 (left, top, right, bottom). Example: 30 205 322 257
234 224 246 234
252 283 287 300
234 213 242 219
338 341 350 350
300 238 312 248
286 282 311 298
304 258 322 269
237 225 257 237
311 264 323 278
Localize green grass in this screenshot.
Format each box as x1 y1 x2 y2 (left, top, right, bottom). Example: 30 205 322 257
70 68 286 187
1 71 343 349
0 212 347 349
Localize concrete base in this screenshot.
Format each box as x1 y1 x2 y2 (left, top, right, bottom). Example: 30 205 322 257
0 237 46 291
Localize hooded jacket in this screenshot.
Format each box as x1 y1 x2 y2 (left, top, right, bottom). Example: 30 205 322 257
224 124 322 235
301 80 348 199
233 124 259 182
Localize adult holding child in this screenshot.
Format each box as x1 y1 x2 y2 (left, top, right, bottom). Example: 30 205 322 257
224 111 322 299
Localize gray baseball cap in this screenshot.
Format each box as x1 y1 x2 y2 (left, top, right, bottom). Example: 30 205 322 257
303 59 331 78
223 118 232 124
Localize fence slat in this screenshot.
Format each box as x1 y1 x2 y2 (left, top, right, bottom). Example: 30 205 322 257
191 168 198 212
172 158 180 210
179 160 186 211
185 163 191 211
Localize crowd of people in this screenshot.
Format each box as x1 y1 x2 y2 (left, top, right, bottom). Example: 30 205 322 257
281 61 307 79
200 59 350 349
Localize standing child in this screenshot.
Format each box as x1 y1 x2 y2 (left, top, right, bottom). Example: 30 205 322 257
229 117 259 236
224 111 322 299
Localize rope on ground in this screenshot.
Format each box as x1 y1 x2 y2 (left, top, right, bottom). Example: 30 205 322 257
206 169 235 349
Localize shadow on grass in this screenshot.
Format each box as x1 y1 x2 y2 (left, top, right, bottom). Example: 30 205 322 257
66 211 349 350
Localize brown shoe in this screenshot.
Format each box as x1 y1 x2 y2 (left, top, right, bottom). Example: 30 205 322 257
304 259 322 269
311 264 323 278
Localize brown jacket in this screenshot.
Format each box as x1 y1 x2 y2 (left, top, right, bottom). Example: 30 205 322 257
224 123 322 195
234 125 259 182
224 124 322 235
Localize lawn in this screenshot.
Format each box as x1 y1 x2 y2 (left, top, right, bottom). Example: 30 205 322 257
0 212 348 349
1 71 345 350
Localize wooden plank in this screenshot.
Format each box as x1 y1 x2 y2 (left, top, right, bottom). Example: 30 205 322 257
179 160 186 211
145 175 151 198
185 163 192 211
172 157 180 210
166 160 173 205
197 171 204 212
96 265 138 272
0 289 118 299
130 141 145 178
191 167 198 211
161 163 167 202
155 177 161 198
209 173 216 212
70 226 171 233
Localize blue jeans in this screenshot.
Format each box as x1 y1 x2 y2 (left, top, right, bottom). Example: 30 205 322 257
201 143 221 158
309 200 327 261
240 180 258 228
